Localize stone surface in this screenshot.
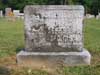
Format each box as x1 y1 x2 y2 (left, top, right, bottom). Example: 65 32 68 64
85 14 95 19
24 5 84 52
96 13 100 19
17 48 91 67
0 10 3 17
13 10 20 18
17 5 91 66
19 13 24 19
5 8 12 16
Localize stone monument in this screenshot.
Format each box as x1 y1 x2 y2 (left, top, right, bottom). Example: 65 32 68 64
13 10 20 18
5 8 12 17
5 8 15 21
96 13 100 19
19 13 24 19
17 5 91 68
0 10 3 17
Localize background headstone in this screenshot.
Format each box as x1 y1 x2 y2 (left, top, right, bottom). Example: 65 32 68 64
5 8 12 17
5 8 15 21
85 14 95 19
0 10 3 17
96 13 100 19
13 10 20 18
19 13 24 19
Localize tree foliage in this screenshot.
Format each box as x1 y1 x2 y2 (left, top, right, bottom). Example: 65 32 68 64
0 0 99 15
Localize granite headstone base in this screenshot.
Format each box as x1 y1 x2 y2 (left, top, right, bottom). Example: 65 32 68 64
17 48 91 68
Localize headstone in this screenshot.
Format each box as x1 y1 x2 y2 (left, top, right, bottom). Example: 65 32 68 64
13 10 20 18
85 14 95 19
0 10 3 17
5 8 15 21
24 6 84 52
5 8 12 17
96 13 100 19
19 13 24 19
17 5 91 68
98 13 100 16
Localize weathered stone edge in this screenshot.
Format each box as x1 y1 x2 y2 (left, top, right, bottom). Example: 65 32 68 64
17 48 91 66
24 5 84 11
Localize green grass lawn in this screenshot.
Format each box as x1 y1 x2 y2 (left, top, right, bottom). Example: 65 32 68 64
0 18 24 57
0 18 100 75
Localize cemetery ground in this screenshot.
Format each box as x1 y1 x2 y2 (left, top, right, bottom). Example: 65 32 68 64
0 18 100 75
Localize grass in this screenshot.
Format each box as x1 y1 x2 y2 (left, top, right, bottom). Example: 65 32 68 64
0 18 24 57
84 18 100 52
0 18 100 75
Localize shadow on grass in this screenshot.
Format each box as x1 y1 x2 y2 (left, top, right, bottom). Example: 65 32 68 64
0 66 10 75
16 47 24 53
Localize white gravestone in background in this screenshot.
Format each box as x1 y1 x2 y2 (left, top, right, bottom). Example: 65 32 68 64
5 8 12 17
0 10 3 17
17 5 91 67
13 10 20 18
19 13 24 19
96 13 100 19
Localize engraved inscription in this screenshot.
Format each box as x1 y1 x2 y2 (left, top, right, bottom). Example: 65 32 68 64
24 5 84 52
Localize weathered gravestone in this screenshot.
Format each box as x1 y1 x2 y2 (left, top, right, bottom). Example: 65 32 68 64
17 5 91 67
19 13 24 19
0 10 3 17
96 13 100 19
13 10 20 18
5 8 12 17
85 14 95 19
5 8 15 21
